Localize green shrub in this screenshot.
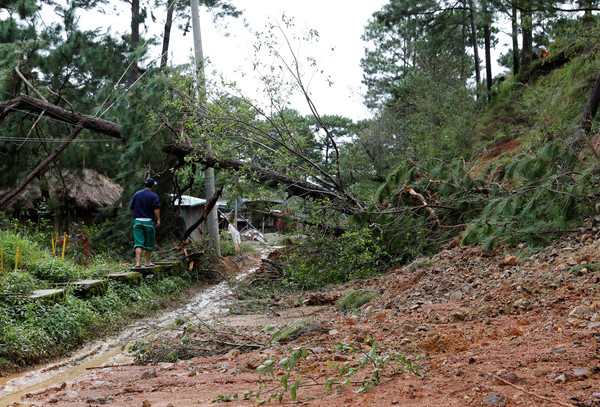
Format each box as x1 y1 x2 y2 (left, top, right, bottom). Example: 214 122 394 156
0 230 199 372
27 258 79 283
0 271 43 294
283 227 388 289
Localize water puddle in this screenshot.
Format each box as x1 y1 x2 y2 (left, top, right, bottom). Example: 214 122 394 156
0 250 271 406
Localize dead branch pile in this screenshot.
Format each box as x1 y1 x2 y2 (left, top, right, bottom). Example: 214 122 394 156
131 317 268 365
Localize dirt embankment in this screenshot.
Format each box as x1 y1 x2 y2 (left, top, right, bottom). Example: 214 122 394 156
10 233 600 407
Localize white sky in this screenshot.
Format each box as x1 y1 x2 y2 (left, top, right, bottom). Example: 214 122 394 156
82 0 389 120
188 1 389 120
23 0 511 120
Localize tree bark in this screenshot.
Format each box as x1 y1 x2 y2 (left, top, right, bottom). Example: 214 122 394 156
468 0 481 97
0 94 122 137
511 5 520 75
484 23 493 100
580 71 600 136
0 122 85 208
521 5 533 69
128 0 141 85
180 187 222 243
160 0 175 69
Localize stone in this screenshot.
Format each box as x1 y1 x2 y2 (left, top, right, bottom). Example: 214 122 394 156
554 374 568 383
106 271 142 286
67 279 108 298
449 290 463 301
483 393 504 405
86 393 109 404
512 298 528 310
497 372 520 384
450 309 466 321
225 349 240 360
552 348 566 355
141 368 158 379
142 400 152 407
504 255 517 266
246 354 271 369
331 354 348 362
572 368 591 378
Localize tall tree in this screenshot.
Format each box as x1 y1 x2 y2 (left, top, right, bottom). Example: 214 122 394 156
159 0 240 69
468 0 482 97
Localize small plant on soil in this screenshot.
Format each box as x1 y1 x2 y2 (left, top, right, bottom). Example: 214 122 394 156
213 336 425 404
327 338 424 393
213 347 309 405
261 318 312 343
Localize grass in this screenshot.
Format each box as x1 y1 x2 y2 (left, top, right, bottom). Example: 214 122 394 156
338 289 381 312
0 228 209 373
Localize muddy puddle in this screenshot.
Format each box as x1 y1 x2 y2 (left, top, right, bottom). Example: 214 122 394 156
0 250 271 406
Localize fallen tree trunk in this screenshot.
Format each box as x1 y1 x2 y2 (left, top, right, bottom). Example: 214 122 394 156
180 188 222 243
163 142 360 214
0 94 122 138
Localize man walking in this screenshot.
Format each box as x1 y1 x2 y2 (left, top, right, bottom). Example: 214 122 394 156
130 178 160 268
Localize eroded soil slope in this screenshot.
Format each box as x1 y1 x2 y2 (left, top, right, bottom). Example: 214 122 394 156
14 231 600 407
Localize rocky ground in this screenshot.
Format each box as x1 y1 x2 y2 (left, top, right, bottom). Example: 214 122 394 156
8 230 600 407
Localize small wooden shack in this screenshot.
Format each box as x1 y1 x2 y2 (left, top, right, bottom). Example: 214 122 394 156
2 168 122 230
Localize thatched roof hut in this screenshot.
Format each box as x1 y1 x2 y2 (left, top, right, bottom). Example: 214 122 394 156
2 168 122 212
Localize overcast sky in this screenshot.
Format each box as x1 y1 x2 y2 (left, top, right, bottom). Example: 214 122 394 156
185 0 389 120
79 0 389 120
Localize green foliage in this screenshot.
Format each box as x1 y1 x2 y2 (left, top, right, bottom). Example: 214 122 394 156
213 338 423 404
328 338 423 393
282 227 389 289
338 289 381 311
218 232 256 257
366 140 600 254
214 347 309 404
0 228 197 372
27 258 79 283
255 347 307 403
261 318 312 343
0 271 41 294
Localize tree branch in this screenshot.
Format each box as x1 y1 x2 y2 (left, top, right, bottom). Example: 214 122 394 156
0 94 122 138
0 121 86 208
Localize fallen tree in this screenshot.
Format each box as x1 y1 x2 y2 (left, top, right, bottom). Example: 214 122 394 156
163 141 363 215
0 94 122 137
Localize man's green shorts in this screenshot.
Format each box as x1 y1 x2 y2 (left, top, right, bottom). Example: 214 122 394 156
133 219 156 251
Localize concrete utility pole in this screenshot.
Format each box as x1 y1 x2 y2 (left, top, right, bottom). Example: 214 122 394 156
190 0 220 256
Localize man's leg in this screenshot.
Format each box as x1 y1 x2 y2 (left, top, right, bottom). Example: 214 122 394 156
144 250 152 266
135 246 143 267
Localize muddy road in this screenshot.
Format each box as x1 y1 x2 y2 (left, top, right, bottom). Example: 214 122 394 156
0 252 265 407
